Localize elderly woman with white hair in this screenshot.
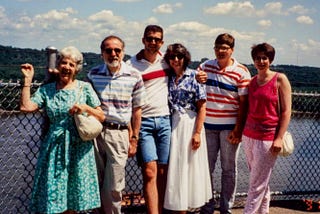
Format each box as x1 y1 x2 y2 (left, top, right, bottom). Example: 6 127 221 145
20 46 105 213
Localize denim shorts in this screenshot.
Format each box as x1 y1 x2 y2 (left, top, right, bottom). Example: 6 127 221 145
137 115 171 164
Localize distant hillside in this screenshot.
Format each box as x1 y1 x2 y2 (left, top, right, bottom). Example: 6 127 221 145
1 45 319 91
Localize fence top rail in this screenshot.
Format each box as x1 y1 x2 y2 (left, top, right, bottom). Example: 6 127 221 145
0 82 42 87
0 82 319 95
292 91 320 96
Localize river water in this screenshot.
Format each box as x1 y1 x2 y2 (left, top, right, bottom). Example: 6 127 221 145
0 112 319 212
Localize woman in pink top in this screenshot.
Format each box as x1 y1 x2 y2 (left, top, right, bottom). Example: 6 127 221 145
242 43 292 214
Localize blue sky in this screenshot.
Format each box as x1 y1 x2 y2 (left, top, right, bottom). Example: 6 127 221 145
1 0 319 67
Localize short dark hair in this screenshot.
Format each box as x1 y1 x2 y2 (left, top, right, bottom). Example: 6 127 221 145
143 25 163 39
164 43 191 71
100 35 125 52
214 33 235 48
251 43 275 63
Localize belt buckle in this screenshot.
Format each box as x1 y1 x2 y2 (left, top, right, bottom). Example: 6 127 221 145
116 123 121 129
110 122 121 129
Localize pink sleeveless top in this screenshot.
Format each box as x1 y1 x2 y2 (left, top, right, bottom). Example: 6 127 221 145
243 73 279 140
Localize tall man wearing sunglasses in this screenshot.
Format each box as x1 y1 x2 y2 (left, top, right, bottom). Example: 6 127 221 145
128 25 207 213
88 35 146 214
127 25 170 214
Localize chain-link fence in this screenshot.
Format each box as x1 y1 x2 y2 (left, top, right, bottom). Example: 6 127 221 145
0 82 319 213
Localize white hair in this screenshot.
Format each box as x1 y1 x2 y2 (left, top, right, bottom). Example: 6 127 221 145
57 46 83 72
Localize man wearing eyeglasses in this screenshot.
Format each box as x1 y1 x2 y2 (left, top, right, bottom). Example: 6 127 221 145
199 33 251 214
88 35 146 214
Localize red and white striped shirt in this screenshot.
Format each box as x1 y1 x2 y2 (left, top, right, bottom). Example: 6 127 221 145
199 58 251 130
127 50 170 118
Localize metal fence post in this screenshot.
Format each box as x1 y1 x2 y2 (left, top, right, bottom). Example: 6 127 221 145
45 46 57 83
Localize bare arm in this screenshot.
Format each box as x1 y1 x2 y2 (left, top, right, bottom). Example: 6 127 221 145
128 106 142 157
20 63 39 112
195 69 208 84
192 99 206 150
272 73 292 153
69 105 105 122
228 94 248 144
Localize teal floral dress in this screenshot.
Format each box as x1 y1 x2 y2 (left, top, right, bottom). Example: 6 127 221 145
30 80 101 213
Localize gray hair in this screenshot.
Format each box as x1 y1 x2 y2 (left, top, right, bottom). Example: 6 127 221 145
57 46 83 72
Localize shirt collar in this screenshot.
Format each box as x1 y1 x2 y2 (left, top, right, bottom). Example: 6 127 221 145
98 61 131 76
136 49 163 63
172 68 192 77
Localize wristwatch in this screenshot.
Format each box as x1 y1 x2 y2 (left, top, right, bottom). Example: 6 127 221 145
131 135 139 141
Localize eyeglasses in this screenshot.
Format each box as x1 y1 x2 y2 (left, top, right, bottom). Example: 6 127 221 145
214 45 231 51
169 54 184 60
104 48 122 54
255 56 268 61
145 36 162 43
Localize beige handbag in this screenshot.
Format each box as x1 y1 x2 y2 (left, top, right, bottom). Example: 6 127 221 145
74 84 103 141
279 131 294 157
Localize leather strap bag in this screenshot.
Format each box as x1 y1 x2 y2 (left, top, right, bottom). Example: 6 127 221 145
279 131 294 157
74 83 103 141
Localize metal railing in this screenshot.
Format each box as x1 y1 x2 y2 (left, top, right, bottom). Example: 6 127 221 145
0 83 319 213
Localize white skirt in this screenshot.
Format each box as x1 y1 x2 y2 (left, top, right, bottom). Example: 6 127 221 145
164 110 212 211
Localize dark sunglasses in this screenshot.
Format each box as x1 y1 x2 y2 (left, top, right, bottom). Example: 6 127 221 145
169 54 184 60
104 48 122 54
145 36 162 43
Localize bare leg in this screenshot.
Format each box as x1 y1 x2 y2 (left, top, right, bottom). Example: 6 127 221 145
157 164 168 214
143 161 159 214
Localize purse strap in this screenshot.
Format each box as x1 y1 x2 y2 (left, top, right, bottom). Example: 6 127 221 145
75 81 83 105
275 72 281 116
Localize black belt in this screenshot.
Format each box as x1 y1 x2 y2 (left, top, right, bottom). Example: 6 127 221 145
102 121 128 130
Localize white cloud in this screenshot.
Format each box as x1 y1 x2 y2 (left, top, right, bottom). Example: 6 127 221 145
289 39 320 65
34 8 77 21
204 1 290 18
0 2 319 67
264 2 285 15
255 2 286 17
257 19 272 28
167 21 209 32
146 17 159 24
296 16 314 24
204 1 255 17
175 3 183 8
0 6 6 19
288 5 308 14
294 39 320 52
153 3 182 14
0 6 10 29
89 10 116 21
153 4 173 14
307 39 320 48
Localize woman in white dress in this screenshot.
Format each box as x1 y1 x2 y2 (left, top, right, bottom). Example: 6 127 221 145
163 43 212 213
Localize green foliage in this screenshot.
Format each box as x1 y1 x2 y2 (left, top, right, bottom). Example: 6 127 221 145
0 45 47 81
0 45 129 81
246 64 320 92
0 45 319 92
